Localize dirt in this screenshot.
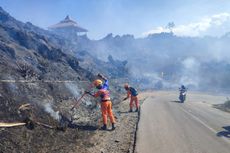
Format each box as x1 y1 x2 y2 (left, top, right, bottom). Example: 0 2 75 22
84 94 148 153
0 94 148 153
86 102 139 153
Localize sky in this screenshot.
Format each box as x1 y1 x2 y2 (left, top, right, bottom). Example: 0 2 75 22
1 0 230 39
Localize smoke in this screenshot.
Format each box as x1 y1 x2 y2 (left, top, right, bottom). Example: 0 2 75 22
43 103 60 121
83 32 230 92
39 10 230 92
4 76 19 93
64 82 80 97
180 57 200 88
41 95 60 121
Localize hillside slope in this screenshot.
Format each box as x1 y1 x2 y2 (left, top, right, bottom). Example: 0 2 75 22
0 7 136 153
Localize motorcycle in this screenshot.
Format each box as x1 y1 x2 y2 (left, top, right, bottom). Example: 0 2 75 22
179 88 186 103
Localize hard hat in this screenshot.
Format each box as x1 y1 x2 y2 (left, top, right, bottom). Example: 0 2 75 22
93 79 102 87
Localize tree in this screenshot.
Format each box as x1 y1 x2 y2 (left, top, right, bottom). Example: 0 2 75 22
166 22 175 33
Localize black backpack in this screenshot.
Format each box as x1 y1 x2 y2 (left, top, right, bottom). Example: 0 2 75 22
129 87 138 96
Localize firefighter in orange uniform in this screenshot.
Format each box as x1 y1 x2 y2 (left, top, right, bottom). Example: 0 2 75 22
85 74 115 130
123 84 139 112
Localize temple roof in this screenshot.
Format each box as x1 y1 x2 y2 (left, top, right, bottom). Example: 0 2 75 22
49 15 88 32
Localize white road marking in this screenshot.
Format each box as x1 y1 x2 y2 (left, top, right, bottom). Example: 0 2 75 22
179 106 230 145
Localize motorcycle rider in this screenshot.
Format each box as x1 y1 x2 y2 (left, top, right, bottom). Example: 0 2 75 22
179 85 187 103
179 85 186 92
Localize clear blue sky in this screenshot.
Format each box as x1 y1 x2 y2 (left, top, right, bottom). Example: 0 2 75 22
1 0 230 39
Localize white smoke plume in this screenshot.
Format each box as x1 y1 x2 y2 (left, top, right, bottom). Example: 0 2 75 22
180 57 200 88
44 103 60 121
64 82 80 97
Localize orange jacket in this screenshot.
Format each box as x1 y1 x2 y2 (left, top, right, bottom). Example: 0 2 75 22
93 89 111 102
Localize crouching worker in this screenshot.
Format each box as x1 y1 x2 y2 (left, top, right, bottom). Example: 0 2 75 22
85 74 116 130
123 84 139 112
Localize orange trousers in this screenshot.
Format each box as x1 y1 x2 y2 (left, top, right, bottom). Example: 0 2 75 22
130 96 139 110
101 101 115 125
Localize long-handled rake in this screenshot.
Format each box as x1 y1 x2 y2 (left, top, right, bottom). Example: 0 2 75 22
70 92 87 111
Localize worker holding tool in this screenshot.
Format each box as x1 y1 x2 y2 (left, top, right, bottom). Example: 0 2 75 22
85 74 116 131
123 83 139 112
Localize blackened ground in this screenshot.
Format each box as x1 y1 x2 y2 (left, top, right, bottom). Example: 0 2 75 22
0 95 146 153
0 125 94 153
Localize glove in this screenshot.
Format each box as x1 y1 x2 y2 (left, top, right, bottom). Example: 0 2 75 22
98 73 106 80
97 73 102 78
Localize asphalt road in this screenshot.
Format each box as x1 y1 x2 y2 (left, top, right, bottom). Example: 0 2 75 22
136 91 230 153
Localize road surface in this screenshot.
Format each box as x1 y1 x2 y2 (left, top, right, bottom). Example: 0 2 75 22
136 91 230 153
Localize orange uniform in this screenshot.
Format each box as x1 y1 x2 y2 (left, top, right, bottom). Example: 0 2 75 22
127 89 139 111
93 89 115 125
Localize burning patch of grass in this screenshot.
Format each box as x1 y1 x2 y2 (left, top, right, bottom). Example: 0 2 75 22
213 98 230 113
223 98 230 110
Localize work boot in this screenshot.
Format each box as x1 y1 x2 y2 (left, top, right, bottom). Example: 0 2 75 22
129 109 132 112
135 108 139 112
111 123 116 130
100 124 107 130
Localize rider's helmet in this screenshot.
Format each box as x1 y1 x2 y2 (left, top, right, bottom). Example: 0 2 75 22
181 85 186 89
